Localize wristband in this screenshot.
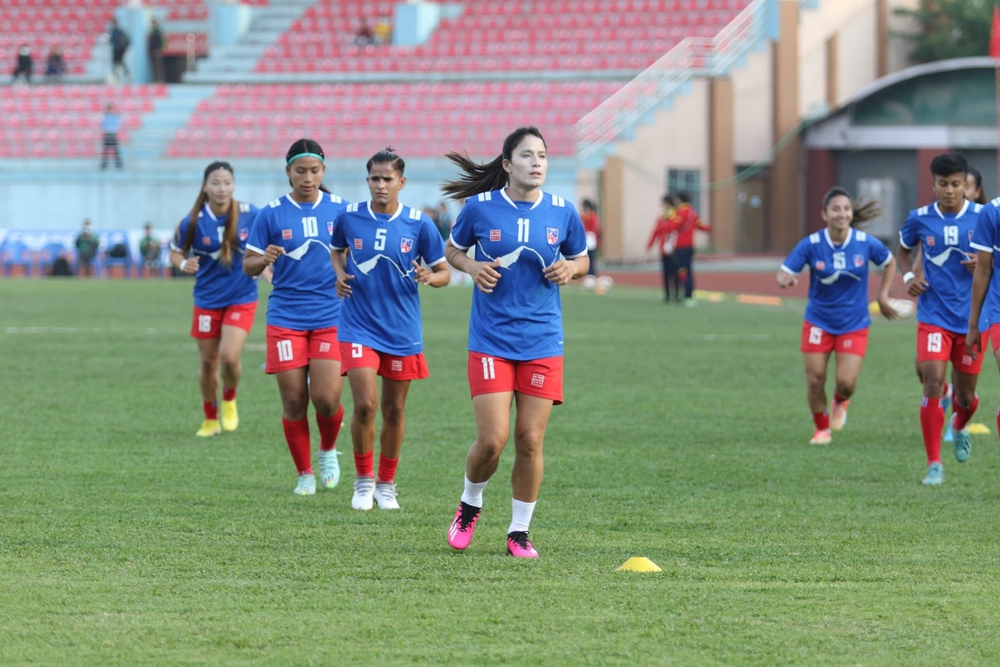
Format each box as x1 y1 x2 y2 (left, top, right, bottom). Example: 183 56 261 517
902 272 914 283
180 259 189 271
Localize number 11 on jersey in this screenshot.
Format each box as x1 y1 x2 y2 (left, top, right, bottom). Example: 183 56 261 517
482 356 496 380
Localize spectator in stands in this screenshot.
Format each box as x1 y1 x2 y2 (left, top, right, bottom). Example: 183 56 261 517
44 46 65 82
108 18 131 83
100 102 123 170
355 21 375 45
140 223 162 275
147 18 165 83
373 16 392 45
11 44 32 84
75 219 99 277
580 199 600 276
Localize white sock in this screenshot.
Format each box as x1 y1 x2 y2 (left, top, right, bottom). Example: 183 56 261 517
460 475 488 508
508 498 536 534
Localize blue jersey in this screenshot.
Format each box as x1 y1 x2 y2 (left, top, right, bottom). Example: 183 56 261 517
246 192 349 331
171 202 260 309
899 200 982 333
331 201 446 356
970 197 1000 328
450 189 588 361
781 228 891 335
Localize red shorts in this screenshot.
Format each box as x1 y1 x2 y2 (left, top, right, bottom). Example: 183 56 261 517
987 324 1000 352
467 352 564 405
265 325 340 374
800 321 868 356
191 302 257 339
917 323 984 374
339 342 429 381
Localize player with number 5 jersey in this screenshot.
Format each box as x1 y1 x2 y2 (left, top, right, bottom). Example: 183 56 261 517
169 161 261 438
331 147 450 512
897 152 985 486
244 138 350 496
441 127 589 559
778 186 897 446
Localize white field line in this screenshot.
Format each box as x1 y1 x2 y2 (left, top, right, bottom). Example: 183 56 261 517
4 326 187 335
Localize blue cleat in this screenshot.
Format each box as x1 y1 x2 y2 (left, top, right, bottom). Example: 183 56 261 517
952 426 971 463
922 462 944 486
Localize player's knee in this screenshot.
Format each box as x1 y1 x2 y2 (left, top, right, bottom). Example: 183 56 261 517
923 377 945 397
199 358 218 376
834 381 856 398
805 370 826 389
352 397 378 423
380 399 406 426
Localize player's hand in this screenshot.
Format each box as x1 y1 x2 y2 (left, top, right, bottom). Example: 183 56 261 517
336 273 354 299
412 260 434 285
961 252 977 274
262 244 285 266
468 259 502 293
544 258 577 286
877 296 898 321
181 256 199 274
775 271 797 288
905 273 928 297
967 327 982 361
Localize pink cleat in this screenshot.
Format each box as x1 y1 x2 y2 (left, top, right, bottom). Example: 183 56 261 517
447 501 481 550
506 531 539 558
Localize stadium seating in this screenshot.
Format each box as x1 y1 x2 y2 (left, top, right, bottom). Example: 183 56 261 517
257 0 750 73
0 1 118 77
165 80 627 159
0 84 168 157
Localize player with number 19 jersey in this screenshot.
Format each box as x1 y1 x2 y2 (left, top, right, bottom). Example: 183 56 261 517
899 200 983 334
172 202 260 310
449 189 588 361
331 201 445 355
246 191 349 331
781 227 891 336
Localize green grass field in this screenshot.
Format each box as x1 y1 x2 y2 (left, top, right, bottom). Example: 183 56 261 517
3 278 1000 666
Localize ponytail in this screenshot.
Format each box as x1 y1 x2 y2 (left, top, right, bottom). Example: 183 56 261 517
822 186 882 226
442 126 547 201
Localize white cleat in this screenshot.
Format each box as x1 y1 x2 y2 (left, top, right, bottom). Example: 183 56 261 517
351 476 375 510
373 481 400 510
294 473 316 496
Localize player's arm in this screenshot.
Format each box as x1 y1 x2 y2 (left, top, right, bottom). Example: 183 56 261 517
967 250 992 358
544 254 588 286
445 239 501 294
243 245 284 276
896 227 926 297
169 247 199 274
331 248 353 298
412 259 451 288
876 255 898 320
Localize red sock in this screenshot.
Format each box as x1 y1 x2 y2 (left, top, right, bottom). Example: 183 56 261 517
222 386 237 401
354 450 374 478
996 404 1000 440
812 411 830 431
952 395 979 431
281 417 312 475
317 405 344 452
920 397 944 465
203 400 218 420
833 394 848 406
943 382 952 399
378 454 399 484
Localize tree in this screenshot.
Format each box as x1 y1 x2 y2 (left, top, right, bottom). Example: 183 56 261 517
894 0 994 64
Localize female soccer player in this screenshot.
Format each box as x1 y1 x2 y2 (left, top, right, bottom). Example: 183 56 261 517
169 161 260 437
331 147 450 511
897 152 984 485
441 126 589 558
244 139 350 495
777 186 898 446
966 165 987 206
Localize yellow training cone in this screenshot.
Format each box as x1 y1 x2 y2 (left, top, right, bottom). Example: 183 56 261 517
617 557 662 572
968 423 991 435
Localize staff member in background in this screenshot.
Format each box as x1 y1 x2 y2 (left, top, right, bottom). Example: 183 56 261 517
670 192 711 307
580 199 600 276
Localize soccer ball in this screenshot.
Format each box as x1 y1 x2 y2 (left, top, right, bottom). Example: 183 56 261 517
869 298 915 319
595 275 614 295
582 275 597 291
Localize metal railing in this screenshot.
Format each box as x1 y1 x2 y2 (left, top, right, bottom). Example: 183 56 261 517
574 0 768 163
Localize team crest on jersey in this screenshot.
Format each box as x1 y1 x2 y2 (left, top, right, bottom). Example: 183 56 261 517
815 261 825 270
327 221 334 235
239 228 248 241
969 229 975 241
354 238 363 250
400 237 413 253
853 254 864 267
202 236 211 245
282 229 293 240
926 236 935 247
546 227 559 244
490 229 501 242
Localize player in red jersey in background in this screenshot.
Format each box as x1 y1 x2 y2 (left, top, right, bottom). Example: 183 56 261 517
169 161 262 437
331 147 450 511
669 192 711 307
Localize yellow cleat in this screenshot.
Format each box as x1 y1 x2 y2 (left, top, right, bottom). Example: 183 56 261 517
220 399 239 432
196 419 222 437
